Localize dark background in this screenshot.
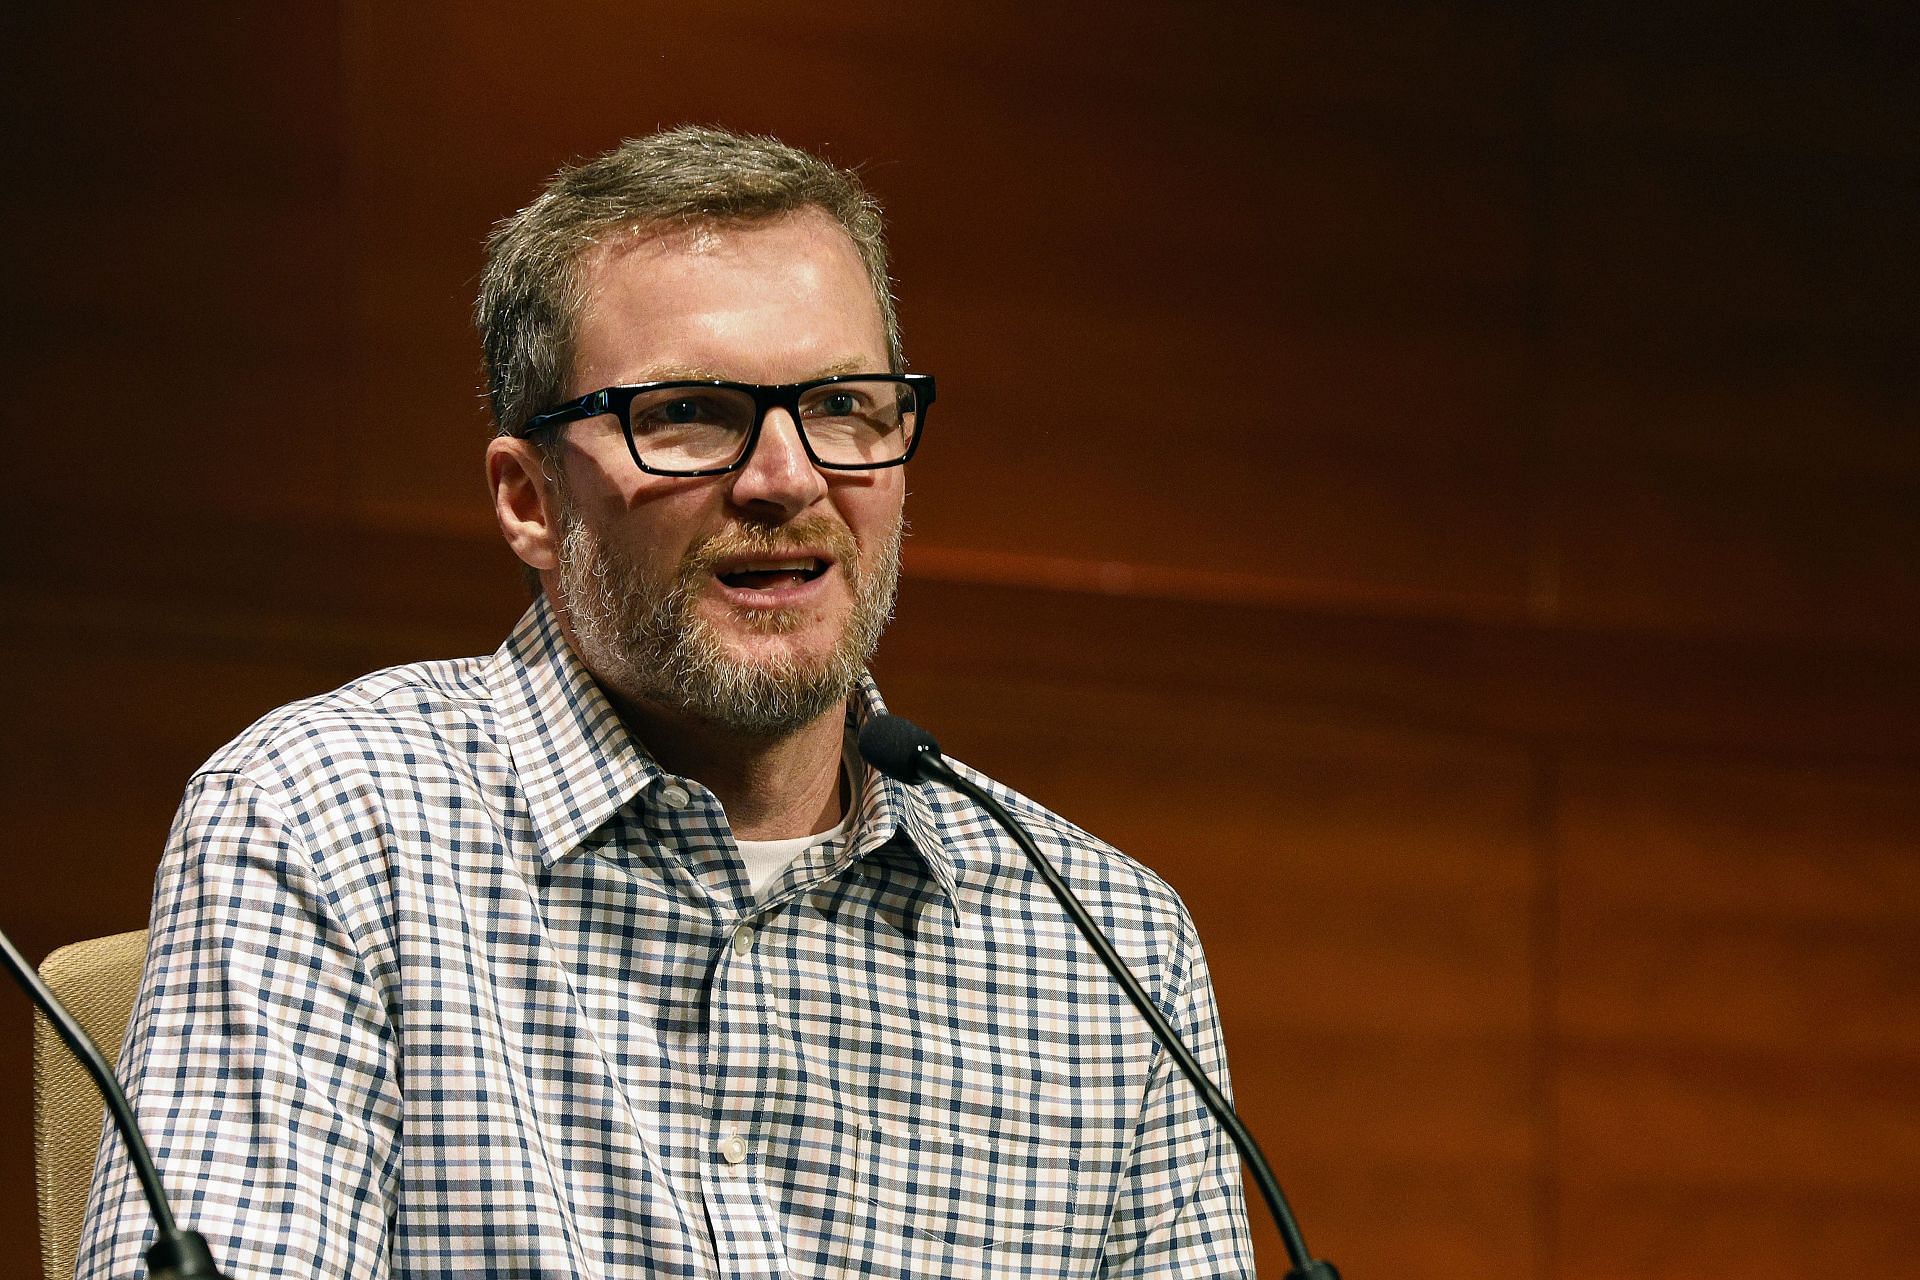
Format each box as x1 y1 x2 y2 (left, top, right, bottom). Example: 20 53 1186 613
3 4 1916 1277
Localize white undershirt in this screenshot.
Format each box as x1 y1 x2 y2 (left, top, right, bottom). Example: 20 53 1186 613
734 817 846 899
731 736 861 899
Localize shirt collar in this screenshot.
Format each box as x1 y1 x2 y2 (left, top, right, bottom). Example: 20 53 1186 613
843 679 964 911
490 597 663 869
489 596 963 909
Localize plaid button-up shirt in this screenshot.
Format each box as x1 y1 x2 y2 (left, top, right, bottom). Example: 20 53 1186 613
77 599 1255 1278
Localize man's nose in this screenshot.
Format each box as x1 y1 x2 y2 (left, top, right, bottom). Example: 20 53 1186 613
728 408 828 517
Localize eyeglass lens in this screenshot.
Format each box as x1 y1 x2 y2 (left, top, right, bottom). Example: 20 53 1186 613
627 380 918 472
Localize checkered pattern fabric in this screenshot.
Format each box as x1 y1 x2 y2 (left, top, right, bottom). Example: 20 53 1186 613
76 599 1254 1278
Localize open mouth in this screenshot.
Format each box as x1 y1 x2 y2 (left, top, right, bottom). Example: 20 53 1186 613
715 557 829 591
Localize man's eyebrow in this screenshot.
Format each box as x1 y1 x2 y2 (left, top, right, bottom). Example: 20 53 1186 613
616 357 883 384
810 356 878 379
622 363 729 382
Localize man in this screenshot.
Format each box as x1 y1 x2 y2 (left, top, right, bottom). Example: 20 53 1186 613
78 126 1255 1278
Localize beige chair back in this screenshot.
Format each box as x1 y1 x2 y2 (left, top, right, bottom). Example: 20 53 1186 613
33 928 149 1280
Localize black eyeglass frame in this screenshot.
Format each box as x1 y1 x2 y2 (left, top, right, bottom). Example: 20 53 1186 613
513 372 935 478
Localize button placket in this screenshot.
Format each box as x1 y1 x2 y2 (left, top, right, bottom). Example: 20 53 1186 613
708 910 771 1191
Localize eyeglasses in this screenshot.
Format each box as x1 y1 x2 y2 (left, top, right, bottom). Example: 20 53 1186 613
514 373 935 477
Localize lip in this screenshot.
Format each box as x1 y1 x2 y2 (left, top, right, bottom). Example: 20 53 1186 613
709 547 838 609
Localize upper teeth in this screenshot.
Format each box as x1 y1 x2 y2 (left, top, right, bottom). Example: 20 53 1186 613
749 559 816 571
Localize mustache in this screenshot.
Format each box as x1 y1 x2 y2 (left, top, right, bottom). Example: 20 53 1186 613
682 515 861 576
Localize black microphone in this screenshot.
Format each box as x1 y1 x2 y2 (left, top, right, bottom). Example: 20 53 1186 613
2 925 227 1280
859 714 1340 1280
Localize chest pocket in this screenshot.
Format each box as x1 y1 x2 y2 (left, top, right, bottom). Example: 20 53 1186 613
855 1121 1079 1279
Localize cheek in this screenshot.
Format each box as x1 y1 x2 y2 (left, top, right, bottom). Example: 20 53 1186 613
599 479 726 562
839 477 906 547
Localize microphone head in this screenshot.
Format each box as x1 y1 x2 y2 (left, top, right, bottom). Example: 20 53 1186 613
858 714 945 783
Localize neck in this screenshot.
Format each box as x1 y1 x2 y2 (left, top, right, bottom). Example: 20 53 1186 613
620 699 848 841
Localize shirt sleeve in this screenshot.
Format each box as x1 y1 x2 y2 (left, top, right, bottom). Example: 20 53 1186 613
1101 924 1258 1278
74 768 400 1280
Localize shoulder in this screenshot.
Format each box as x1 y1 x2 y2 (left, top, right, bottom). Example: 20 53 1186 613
162 655 506 940
205 654 489 764
956 763 1185 901
190 653 498 830
932 760 1206 993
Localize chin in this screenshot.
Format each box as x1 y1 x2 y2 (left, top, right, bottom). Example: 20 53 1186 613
712 624 839 672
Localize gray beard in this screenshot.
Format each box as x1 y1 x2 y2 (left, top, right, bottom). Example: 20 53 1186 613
557 510 901 739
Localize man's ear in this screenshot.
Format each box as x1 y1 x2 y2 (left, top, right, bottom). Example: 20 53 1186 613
486 436 563 572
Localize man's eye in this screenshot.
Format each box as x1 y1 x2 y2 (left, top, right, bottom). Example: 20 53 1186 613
632 393 741 432
814 392 860 417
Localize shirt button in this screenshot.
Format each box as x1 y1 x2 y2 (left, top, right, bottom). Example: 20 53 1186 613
731 925 757 956
657 781 692 810
718 1133 748 1164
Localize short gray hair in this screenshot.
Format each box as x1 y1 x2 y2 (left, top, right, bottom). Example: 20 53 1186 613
476 125 901 437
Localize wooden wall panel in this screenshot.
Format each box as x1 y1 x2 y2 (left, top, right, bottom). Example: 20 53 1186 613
909 305 1538 609
1544 10 1919 647
1548 464 1920 645
1555 756 1920 1278
1 6 351 539
1554 5 1916 161
3 4 1916 1278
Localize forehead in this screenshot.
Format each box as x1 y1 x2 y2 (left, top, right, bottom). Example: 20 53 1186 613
568 209 887 385
576 209 876 316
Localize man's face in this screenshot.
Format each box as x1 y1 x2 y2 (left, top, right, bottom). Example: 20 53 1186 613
541 210 906 737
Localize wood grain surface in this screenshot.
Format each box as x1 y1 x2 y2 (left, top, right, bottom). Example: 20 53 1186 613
3 4 1914 1276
